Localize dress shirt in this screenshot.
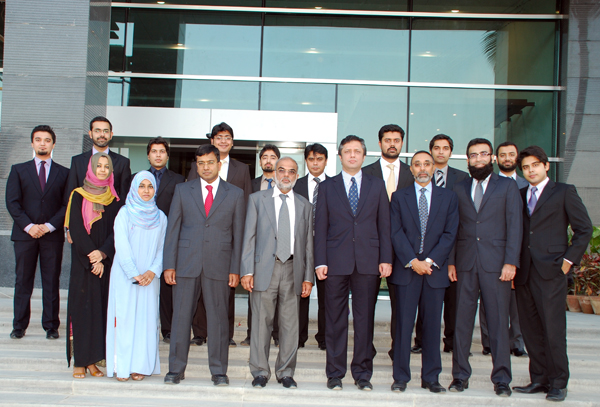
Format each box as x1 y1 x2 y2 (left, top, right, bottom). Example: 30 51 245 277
307 172 325 204
200 177 220 204
25 158 56 234
341 169 362 198
150 166 167 190
470 173 492 201
92 146 110 155
499 171 517 181
273 186 295 255
379 157 400 190
260 174 275 191
219 156 229 181
434 165 448 185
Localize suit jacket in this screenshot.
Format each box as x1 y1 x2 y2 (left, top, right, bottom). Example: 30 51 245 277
65 150 131 206
389 184 459 288
362 159 413 191
445 166 469 190
6 160 69 242
516 180 592 284
515 174 529 189
163 179 245 280
240 190 314 295
133 169 185 217
251 176 262 193
188 156 252 202
293 174 329 201
314 172 392 275
451 173 523 272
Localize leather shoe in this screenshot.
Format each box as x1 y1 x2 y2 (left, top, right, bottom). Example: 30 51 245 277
482 347 491 355
494 382 512 397
164 372 185 384
355 379 372 391
511 348 528 357
391 380 407 392
252 375 268 388
422 380 446 393
46 329 59 339
448 379 468 392
278 376 297 389
443 346 452 353
191 336 205 346
513 382 549 394
163 333 170 343
327 377 343 390
229 338 236 347
410 345 422 354
298 342 305 348
546 387 567 401
211 374 229 386
240 337 250 346
10 329 25 339
273 338 279 347
318 342 326 351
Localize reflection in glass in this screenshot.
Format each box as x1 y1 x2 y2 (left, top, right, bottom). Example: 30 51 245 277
412 0 558 14
177 80 259 110
126 0 262 5
260 83 336 113
265 0 408 11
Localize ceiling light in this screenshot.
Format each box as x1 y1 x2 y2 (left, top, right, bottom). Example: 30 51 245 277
315 6 322 9
451 9 459 13
301 102 312 105
199 99 210 102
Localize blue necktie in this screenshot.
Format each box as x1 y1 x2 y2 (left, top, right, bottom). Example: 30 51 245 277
528 186 538 216
419 187 428 254
266 178 273 189
348 177 358 216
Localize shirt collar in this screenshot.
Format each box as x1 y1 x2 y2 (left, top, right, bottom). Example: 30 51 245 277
342 169 362 184
380 157 400 168
529 175 550 193
272 185 294 198
414 181 433 194
92 146 110 155
200 176 220 189
435 165 448 175
308 172 325 183
151 166 167 176
499 171 516 181
34 156 52 166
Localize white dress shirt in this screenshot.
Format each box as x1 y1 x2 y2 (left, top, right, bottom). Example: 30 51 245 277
219 156 229 181
92 146 110 155
307 173 325 204
25 157 56 234
470 173 492 201
379 157 400 190
341 169 362 198
273 186 295 255
200 176 220 204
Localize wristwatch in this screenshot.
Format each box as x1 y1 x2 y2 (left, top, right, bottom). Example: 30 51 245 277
425 258 434 266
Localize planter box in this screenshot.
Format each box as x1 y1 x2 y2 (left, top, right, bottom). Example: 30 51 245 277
590 296 600 315
578 296 595 314
567 295 582 312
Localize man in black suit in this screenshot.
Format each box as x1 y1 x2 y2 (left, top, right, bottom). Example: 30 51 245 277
513 146 592 402
362 124 412 358
189 122 252 347
389 150 459 393
479 141 527 357
413 134 468 354
315 135 392 391
293 143 329 350
136 137 185 344
448 138 522 397
6 125 69 340
241 144 281 347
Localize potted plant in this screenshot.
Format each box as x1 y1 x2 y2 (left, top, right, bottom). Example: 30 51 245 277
568 226 600 314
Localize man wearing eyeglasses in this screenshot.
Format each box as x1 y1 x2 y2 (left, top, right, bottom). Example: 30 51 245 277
448 138 522 397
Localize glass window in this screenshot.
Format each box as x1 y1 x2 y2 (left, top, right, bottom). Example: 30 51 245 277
412 0 559 14
265 1 408 11
263 15 409 81
260 83 336 112
124 0 262 5
177 80 259 110
411 19 558 86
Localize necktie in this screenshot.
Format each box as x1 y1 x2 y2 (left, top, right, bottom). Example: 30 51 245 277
348 177 359 216
218 160 226 180
276 194 291 262
153 169 163 190
312 178 321 230
386 164 396 201
266 178 273 189
435 169 445 188
39 161 46 192
419 187 428 254
473 180 483 212
205 185 214 215
528 186 538 216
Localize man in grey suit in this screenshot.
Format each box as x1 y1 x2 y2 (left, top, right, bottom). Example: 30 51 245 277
162 144 246 386
479 141 527 357
241 157 314 389
448 138 522 397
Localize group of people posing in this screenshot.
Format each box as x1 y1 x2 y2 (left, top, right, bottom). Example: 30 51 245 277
6 118 592 403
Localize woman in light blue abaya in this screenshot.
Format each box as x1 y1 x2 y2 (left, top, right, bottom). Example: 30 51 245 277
106 171 167 381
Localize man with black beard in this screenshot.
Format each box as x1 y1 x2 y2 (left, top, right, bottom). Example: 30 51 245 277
448 138 522 397
478 141 527 358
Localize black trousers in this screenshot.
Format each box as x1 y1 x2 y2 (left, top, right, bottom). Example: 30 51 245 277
314 277 326 345
13 239 63 331
193 286 235 340
515 262 569 389
159 273 173 338
414 280 456 350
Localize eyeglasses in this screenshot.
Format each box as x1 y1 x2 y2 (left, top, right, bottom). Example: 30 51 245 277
92 128 111 134
213 136 232 142
197 160 217 166
413 162 433 169
277 168 297 176
468 151 491 160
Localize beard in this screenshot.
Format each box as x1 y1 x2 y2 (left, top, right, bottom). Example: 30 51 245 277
468 162 494 181
382 148 399 160
35 149 50 157
262 167 274 175
275 177 297 192
414 173 432 184
498 161 517 172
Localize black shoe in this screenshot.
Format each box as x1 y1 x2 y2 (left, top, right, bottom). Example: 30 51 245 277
443 346 452 353
510 348 528 357
494 382 512 397
422 380 446 393
273 338 279 347
163 333 170 343
513 383 550 394
482 347 491 355
164 372 185 384
298 342 305 348
318 342 326 351
10 329 25 339
355 379 372 391
391 380 407 392
191 336 205 346
278 376 297 389
211 374 229 386
327 377 343 390
229 338 236 347
240 337 250 346
252 375 268 388
448 379 468 392
410 345 422 354
46 329 59 339
546 387 567 402
388 348 394 360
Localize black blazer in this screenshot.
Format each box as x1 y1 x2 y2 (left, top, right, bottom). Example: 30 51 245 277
6 159 69 242
445 166 469 190
188 157 252 202
64 150 131 206
251 176 263 193
133 169 185 217
362 158 413 191
293 174 330 201
516 180 592 284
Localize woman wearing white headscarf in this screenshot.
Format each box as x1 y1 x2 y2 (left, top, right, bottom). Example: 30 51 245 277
106 171 168 381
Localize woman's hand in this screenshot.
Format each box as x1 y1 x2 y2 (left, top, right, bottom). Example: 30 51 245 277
91 261 104 278
136 270 156 286
88 250 105 264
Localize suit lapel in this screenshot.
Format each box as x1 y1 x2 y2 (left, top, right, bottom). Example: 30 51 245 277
404 187 421 232
426 185 442 232
190 180 207 218
355 173 372 217
294 194 305 238
156 169 172 199
27 160 43 195
261 191 277 234
333 174 355 216
446 168 456 190
464 178 476 212
226 159 237 183
397 162 413 190
207 180 228 218
478 174 498 212
532 179 555 215
43 161 59 196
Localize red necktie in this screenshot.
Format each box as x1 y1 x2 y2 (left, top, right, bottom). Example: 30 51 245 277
205 185 214 215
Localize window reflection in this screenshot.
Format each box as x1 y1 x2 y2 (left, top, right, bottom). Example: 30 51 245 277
412 0 558 14
260 83 336 112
